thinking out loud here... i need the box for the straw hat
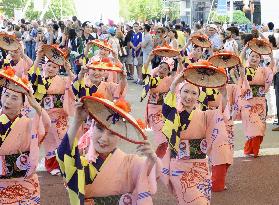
[153,43,180,57]
[43,44,69,66]
[183,61,227,88]
[0,66,31,93]
[90,39,113,52]
[208,52,240,68]
[190,34,212,48]
[81,94,147,144]
[0,33,21,51]
[86,58,123,73]
[248,38,272,55]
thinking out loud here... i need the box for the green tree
[44,0,76,20]
[232,10,251,24]
[1,0,76,20]
[120,0,164,21]
[209,10,251,24]
[166,1,180,21]
[1,0,25,18]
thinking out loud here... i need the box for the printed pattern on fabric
[250,85,265,97]
[41,94,64,109]
[197,178,212,201]
[245,67,256,82]
[56,134,112,205]
[148,110,163,126]
[244,103,265,125]
[28,66,51,101]
[0,151,30,179]
[182,57,196,68]
[92,195,122,205]
[179,162,211,204]
[0,114,21,147]
[162,92,203,159]
[0,178,40,205]
[199,88,220,111]
[141,65,163,102]
[72,76,98,99]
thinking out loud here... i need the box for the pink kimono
[4,56,33,77]
[236,66,274,156]
[161,91,230,204]
[42,75,75,172]
[28,65,75,173]
[146,74,174,146]
[0,109,50,205]
[56,127,161,205]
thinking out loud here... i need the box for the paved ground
[38,82,279,204]
[39,155,279,205]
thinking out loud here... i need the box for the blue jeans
[25,41,36,61]
[31,41,36,61]
[25,41,32,59]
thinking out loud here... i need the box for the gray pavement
[39,82,279,204]
[39,155,279,205]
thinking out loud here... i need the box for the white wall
[261,0,279,28]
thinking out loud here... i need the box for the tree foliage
[1,0,24,18]
[233,10,251,24]
[209,10,251,24]
[1,0,76,20]
[119,0,180,21]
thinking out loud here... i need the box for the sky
[74,0,120,24]
[261,0,279,27]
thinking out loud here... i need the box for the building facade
[179,0,261,26]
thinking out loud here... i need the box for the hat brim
[0,73,30,93]
[92,41,113,52]
[183,65,227,88]
[191,36,212,48]
[43,45,66,66]
[81,96,147,144]
[208,53,240,68]
[86,64,123,73]
[248,40,272,55]
[0,34,21,51]
[153,48,180,57]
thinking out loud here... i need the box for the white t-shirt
[224,39,238,54]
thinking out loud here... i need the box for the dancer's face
[179,83,199,109]
[192,46,203,59]
[1,88,23,118]
[92,123,118,154]
[88,69,105,82]
[99,47,110,57]
[45,62,60,77]
[158,63,169,78]
[248,51,261,67]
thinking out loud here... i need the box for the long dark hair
[268,35,277,48]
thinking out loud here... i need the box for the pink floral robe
[0,109,50,205]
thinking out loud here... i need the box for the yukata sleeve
[204,104,233,166]
[28,65,47,101]
[72,76,87,99]
[141,65,151,102]
[264,66,274,93]
[56,134,97,205]
[26,109,51,176]
[63,76,76,116]
[128,155,162,205]
[162,92,181,153]
[32,108,51,144]
[22,56,33,76]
